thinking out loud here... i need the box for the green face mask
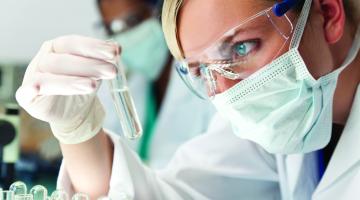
[112,18,169,81]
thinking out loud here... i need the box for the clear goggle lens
[177,7,295,99]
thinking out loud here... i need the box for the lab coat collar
[284,152,319,199]
[314,84,360,194]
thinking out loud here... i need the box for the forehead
[99,0,142,21]
[178,0,273,57]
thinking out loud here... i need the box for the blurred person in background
[96,0,215,168]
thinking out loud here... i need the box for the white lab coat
[58,84,360,200]
[98,63,215,168]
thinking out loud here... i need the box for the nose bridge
[202,69,232,96]
[207,69,242,95]
[201,67,217,97]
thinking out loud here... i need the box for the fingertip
[109,65,118,79]
[116,44,121,54]
[91,79,99,89]
[104,40,121,64]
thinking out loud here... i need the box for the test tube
[108,60,143,140]
[14,194,33,200]
[0,190,15,200]
[50,190,68,200]
[71,193,89,200]
[9,182,27,196]
[29,185,47,200]
[97,197,111,200]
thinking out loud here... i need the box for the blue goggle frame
[273,0,301,16]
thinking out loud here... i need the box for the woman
[96,0,215,168]
[16,0,360,199]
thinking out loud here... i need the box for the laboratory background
[0,0,215,198]
[1,0,359,199]
[0,0,128,196]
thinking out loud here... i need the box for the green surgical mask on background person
[113,18,169,81]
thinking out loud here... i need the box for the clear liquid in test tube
[108,60,143,140]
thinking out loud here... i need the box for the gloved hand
[16,35,118,144]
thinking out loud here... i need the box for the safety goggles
[176,6,295,99]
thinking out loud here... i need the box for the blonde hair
[162,0,360,60]
[161,0,184,60]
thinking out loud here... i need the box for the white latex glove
[16,35,118,144]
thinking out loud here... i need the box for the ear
[318,0,346,44]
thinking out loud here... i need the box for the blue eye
[233,41,258,57]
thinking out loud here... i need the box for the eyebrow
[220,16,271,43]
[185,11,273,59]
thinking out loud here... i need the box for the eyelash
[189,39,261,78]
[230,39,260,60]
[190,64,203,78]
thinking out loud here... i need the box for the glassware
[50,190,68,200]
[29,185,47,200]
[0,190,15,200]
[109,60,143,140]
[9,182,27,195]
[71,193,89,200]
[14,194,33,200]
[97,197,111,200]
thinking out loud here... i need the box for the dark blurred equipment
[0,64,25,103]
[0,64,25,188]
[0,105,20,189]
[0,64,60,190]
